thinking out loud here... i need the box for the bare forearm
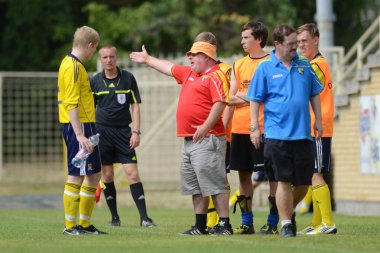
[310,95,322,122]
[250,101,260,127]
[131,103,141,131]
[145,55,174,76]
[68,108,84,139]
[203,102,226,132]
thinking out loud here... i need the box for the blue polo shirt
[246,50,323,140]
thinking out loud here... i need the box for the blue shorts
[62,123,101,176]
[313,137,332,173]
[252,171,267,182]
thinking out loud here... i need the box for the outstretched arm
[130,45,174,76]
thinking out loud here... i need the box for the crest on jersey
[298,68,304,75]
[117,94,126,104]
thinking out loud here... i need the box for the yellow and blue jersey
[58,53,95,123]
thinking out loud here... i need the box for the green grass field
[0,206,379,253]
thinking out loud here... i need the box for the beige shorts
[180,134,228,197]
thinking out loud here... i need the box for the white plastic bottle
[71,133,100,168]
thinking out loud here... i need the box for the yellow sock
[229,189,240,207]
[311,188,322,226]
[303,187,313,205]
[63,182,81,229]
[79,184,97,228]
[312,184,334,226]
[207,197,219,228]
[299,186,313,214]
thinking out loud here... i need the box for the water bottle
[71,133,100,168]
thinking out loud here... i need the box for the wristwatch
[132,130,141,135]
[250,125,259,132]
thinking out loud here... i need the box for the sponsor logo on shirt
[272,74,283,79]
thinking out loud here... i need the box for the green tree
[0,0,74,71]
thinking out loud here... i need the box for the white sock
[281,219,291,228]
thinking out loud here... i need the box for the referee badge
[117,94,126,104]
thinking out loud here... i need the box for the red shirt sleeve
[171,65,192,84]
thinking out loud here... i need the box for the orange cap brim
[186,42,217,61]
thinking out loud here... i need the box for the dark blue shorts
[313,137,332,173]
[62,123,101,176]
[264,139,314,186]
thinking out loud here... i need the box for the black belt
[184,136,193,141]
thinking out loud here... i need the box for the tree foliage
[0,0,379,71]
[0,0,74,71]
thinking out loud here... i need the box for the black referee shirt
[90,67,141,128]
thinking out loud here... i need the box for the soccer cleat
[307,223,337,235]
[233,224,254,235]
[281,223,296,237]
[141,217,156,227]
[258,224,279,235]
[62,226,80,235]
[109,218,121,227]
[180,226,208,235]
[211,224,233,236]
[297,225,315,235]
[77,225,107,235]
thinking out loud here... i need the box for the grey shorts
[180,134,228,197]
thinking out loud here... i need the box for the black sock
[195,214,207,230]
[218,217,230,227]
[268,196,278,215]
[103,182,119,220]
[130,182,148,219]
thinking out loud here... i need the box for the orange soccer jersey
[231,54,269,134]
[310,54,334,137]
[218,62,233,142]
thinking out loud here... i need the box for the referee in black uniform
[91,45,155,227]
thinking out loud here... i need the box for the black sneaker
[141,217,156,227]
[180,226,208,235]
[109,218,121,227]
[62,225,80,235]
[281,223,296,237]
[211,224,233,236]
[77,225,107,235]
[258,224,279,235]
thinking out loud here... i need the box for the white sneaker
[307,223,337,235]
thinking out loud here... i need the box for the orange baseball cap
[186,42,217,61]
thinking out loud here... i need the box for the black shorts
[225,141,231,173]
[313,137,332,173]
[264,139,314,186]
[95,124,137,165]
[229,133,264,172]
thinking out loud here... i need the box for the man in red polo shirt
[130,38,232,235]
